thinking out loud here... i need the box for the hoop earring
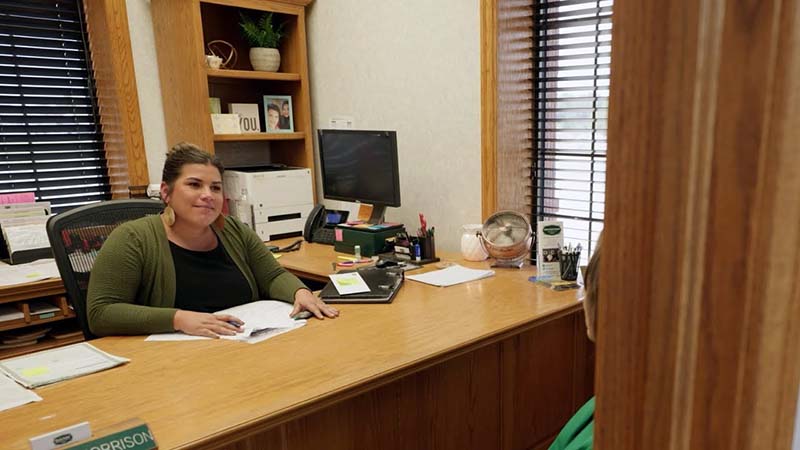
[213,213,225,230]
[162,205,175,227]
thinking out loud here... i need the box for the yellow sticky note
[21,366,50,377]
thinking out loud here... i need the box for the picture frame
[263,95,294,132]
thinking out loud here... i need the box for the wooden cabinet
[151,0,316,197]
[0,280,83,359]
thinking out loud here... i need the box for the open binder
[320,266,404,304]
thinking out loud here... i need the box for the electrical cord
[273,239,303,253]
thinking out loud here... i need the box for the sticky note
[21,366,50,377]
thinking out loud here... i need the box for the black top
[170,239,252,313]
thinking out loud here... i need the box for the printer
[223,166,314,241]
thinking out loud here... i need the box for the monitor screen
[318,130,401,207]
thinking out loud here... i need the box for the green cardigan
[549,397,594,450]
[86,214,307,336]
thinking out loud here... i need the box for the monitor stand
[366,204,387,224]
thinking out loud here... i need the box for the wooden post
[598,0,800,448]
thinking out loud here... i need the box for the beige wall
[126,0,482,251]
[126,0,168,186]
[307,0,481,251]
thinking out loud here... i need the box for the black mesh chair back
[46,199,164,339]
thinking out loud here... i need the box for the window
[0,0,110,213]
[533,0,612,258]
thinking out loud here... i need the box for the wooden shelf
[153,0,316,194]
[207,68,301,81]
[0,278,64,304]
[0,334,83,360]
[0,310,77,333]
[214,132,305,142]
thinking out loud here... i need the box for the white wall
[307,1,482,251]
[126,1,482,251]
[126,0,168,184]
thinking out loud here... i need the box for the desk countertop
[2,242,582,450]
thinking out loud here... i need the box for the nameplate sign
[29,422,90,450]
[64,422,157,450]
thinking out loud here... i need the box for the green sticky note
[21,366,50,377]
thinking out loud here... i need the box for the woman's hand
[290,289,339,319]
[173,310,244,338]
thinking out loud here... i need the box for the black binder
[320,266,404,304]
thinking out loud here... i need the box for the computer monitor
[318,129,401,224]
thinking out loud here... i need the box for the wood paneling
[481,0,535,220]
[83,0,149,196]
[598,0,800,448]
[151,0,214,150]
[221,314,589,450]
[502,312,593,450]
[480,0,498,220]
[494,1,534,218]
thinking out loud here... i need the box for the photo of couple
[264,95,294,132]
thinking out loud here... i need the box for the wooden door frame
[83,0,150,195]
[480,0,498,221]
[598,0,800,448]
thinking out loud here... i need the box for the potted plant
[239,12,284,72]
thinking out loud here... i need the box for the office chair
[46,199,164,340]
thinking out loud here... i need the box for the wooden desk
[2,242,593,450]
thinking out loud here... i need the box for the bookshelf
[0,280,83,359]
[151,0,316,196]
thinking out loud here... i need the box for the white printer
[223,167,314,241]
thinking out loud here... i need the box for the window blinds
[0,0,109,212]
[533,0,611,258]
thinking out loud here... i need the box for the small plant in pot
[239,12,284,72]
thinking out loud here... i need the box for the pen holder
[418,235,436,260]
[559,250,581,281]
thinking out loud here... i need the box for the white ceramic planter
[249,47,280,72]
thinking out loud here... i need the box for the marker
[292,311,312,320]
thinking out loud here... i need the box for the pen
[292,311,312,320]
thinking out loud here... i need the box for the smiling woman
[85,143,339,338]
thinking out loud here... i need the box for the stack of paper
[406,265,495,287]
[0,342,129,388]
[146,300,305,344]
[0,259,60,288]
[0,373,41,412]
[0,201,51,264]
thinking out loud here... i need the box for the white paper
[0,373,41,412]
[2,220,49,253]
[328,272,371,295]
[0,342,130,389]
[0,201,50,218]
[211,113,241,134]
[0,304,24,322]
[146,300,306,344]
[145,333,208,342]
[406,265,495,287]
[0,259,60,287]
[28,300,61,315]
[536,221,564,280]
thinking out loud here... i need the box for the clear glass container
[461,224,488,261]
